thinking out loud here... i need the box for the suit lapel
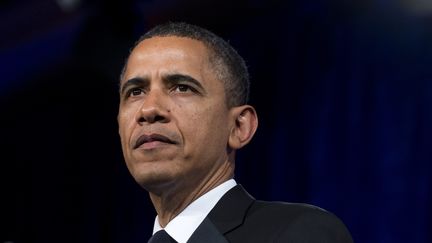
[187,218,228,243]
[207,185,255,234]
[187,185,255,242]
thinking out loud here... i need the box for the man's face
[118,36,235,193]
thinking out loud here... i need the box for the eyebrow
[120,77,150,95]
[120,73,207,95]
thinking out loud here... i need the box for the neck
[149,160,234,227]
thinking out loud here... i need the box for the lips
[134,133,177,149]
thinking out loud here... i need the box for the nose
[135,89,170,124]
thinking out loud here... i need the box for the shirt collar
[152,179,237,243]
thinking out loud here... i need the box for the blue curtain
[1,1,431,242]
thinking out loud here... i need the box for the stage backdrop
[1,1,431,242]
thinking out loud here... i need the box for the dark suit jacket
[187,185,353,243]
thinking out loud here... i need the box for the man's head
[118,22,258,196]
[121,22,249,108]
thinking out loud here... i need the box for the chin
[132,169,177,193]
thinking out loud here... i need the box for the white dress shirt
[152,179,237,243]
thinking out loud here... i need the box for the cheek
[118,108,137,147]
[181,105,229,148]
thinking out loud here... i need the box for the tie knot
[148,230,177,243]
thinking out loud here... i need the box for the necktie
[148,230,177,243]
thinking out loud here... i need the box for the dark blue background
[1,0,431,242]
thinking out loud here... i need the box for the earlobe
[228,105,258,150]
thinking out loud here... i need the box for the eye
[128,88,144,97]
[174,84,192,93]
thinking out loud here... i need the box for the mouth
[133,133,177,149]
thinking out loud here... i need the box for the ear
[228,105,258,150]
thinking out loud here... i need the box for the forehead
[134,36,209,58]
[123,36,212,80]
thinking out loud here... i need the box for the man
[118,22,353,243]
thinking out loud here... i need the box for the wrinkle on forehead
[123,36,215,86]
[134,36,209,59]
[132,45,189,62]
